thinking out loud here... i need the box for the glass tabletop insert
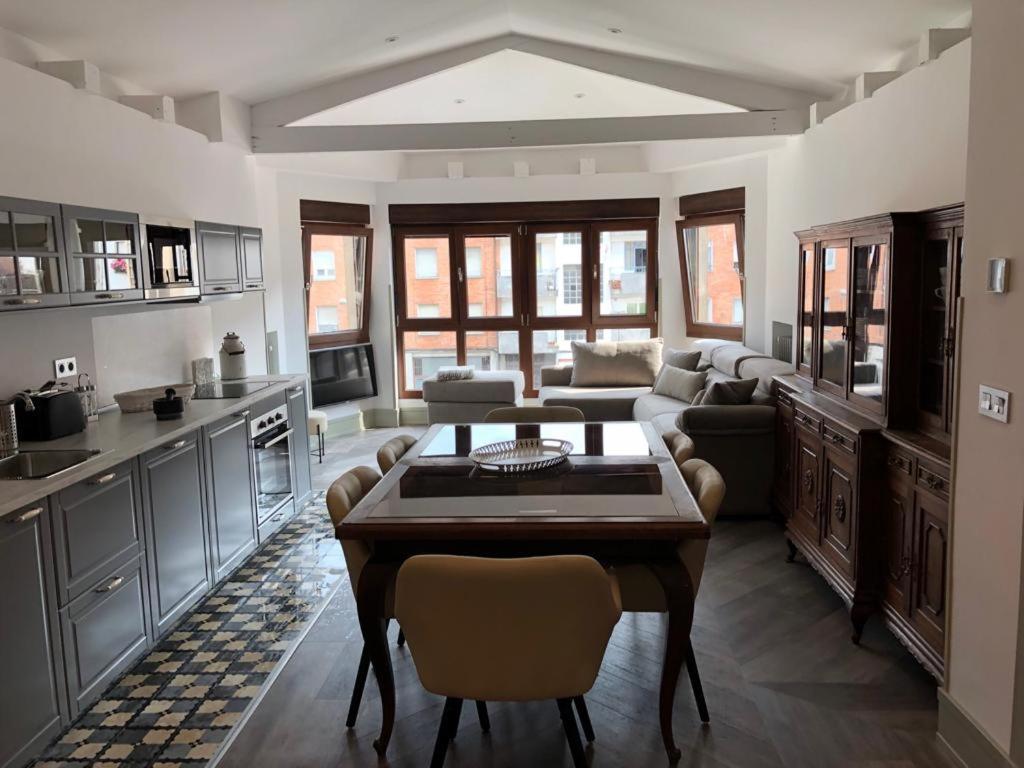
[418,422,653,459]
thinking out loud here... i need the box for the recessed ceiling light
[607,27,622,34]
[454,98,465,104]
[574,92,586,99]
[384,35,399,43]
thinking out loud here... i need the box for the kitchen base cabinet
[0,502,66,768]
[59,560,149,717]
[204,412,257,583]
[140,432,211,638]
[287,385,313,508]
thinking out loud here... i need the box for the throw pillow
[690,388,706,406]
[570,339,664,387]
[702,377,759,405]
[653,367,707,403]
[662,348,701,371]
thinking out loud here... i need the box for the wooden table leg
[356,559,398,757]
[649,556,696,763]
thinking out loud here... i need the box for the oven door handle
[255,427,294,450]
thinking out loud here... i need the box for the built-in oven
[140,215,200,300]
[251,403,294,522]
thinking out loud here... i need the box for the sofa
[540,339,793,515]
[422,370,525,424]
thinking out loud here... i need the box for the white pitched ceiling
[0,0,969,104]
[293,49,744,127]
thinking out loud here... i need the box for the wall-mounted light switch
[979,384,1010,423]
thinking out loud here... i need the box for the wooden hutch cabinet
[774,204,962,681]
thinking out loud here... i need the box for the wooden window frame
[393,214,659,399]
[302,222,373,349]
[676,212,745,341]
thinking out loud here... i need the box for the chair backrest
[395,555,621,702]
[376,434,419,473]
[326,466,381,595]
[484,405,585,423]
[678,458,726,592]
[662,429,695,466]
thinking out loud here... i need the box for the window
[677,204,744,340]
[393,207,658,397]
[312,250,335,281]
[415,248,438,278]
[302,221,373,348]
[315,306,339,332]
[465,246,482,278]
[562,264,582,305]
[825,250,837,271]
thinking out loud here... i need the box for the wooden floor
[217,428,954,768]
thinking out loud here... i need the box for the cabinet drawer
[822,422,857,455]
[885,447,915,478]
[776,388,795,408]
[60,558,149,715]
[53,461,140,604]
[143,431,199,463]
[793,405,822,435]
[917,461,950,499]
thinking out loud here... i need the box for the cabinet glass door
[817,241,849,392]
[0,198,69,311]
[918,234,951,426]
[850,240,889,410]
[64,207,143,303]
[797,242,815,375]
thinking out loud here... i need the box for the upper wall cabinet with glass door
[61,205,144,304]
[0,196,69,311]
[303,223,372,348]
[676,213,745,341]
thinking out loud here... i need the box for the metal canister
[76,373,99,422]
[0,402,17,457]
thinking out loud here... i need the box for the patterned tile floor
[34,494,344,768]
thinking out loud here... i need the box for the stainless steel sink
[0,449,101,480]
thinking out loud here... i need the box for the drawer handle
[164,439,187,451]
[94,292,125,300]
[94,575,124,593]
[923,473,944,490]
[9,506,43,523]
[4,297,42,305]
[245,283,260,289]
[89,472,116,485]
[232,410,250,418]
[798,414,812,425]
[213,286,228,292]
[829,433,843,444]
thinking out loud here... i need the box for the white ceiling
[0,0,970,105]
[293,50,744,127]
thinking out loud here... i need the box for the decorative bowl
[468,438,573,474]
[114,383,195,413]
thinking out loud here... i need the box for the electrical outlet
[979,384,1010,423]
[54,356,77,379]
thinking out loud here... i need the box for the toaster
[14,388,87,441]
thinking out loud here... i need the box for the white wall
[944,0,1024,755]
[0,54,267,401]
[764,39,971,360]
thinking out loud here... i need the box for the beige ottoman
[422,370,525,424]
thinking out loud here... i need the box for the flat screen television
[309,343,378,407]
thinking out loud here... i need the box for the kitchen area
[0,196,314,768]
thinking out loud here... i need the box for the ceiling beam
[250,33,821,133]
[251,110,808,153]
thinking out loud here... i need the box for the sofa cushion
[540,384,650,421]
[652,411,683,435]
[702,377,760,406]
[422,370,525,404]
[691,389,706,406]
[652,367,707,403]
[737,355,793,394]
[662,348,701,371]
[690,339,739,366]
[570,339,663,387]
[709,344,769,378]
[633,393,689,423]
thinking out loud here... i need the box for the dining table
[336,421,710,762]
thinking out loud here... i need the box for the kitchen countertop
[0,375,308,519]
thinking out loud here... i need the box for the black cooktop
[192,381,273,399]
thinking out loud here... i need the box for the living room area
[2,2,1023,767]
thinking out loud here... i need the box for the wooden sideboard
[773,204,961,681]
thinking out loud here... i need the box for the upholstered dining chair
[613,458,726,725]
[376,433,419,473]
[662,429,696,466]
[484,405,585,423]
[396,555,621,768]
[326,466,491,731]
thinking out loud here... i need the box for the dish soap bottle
[219,332,247,381]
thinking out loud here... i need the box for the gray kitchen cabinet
[0,196,70,312]
[287,384,313,507]
[139,431,211,637]
[0,501,67,768]
[61,204,144,305]
[59,558,149,717]
[196,220,242,295]
[239,226,264,291]
[204,410,257,582]
[52,461,142,605]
